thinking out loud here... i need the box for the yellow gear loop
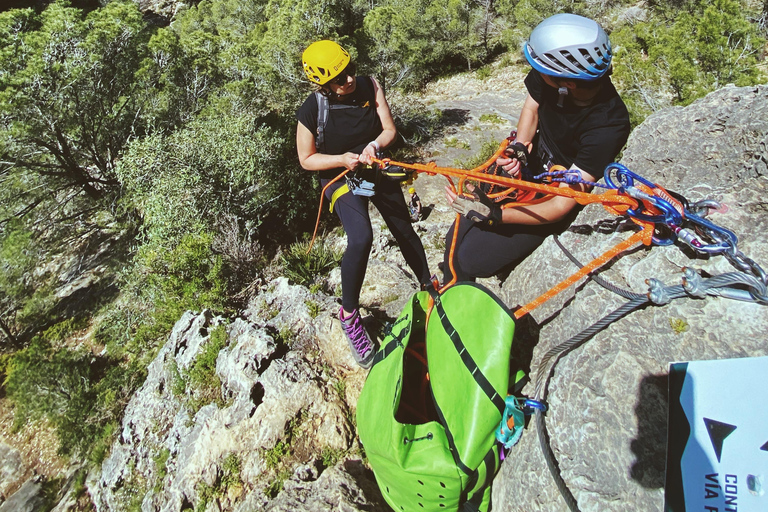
[329,184,349,212]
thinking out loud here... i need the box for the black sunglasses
[330,62,356,86]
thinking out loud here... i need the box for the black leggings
[324,178,431,312]
[443,215,570,283]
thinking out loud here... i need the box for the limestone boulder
[494,85,768,512]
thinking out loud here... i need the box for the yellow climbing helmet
[408,187,416,194]
[302,40,350,85]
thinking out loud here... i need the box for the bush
[454,139,502,170]
[280,239,343,287]
[117,100,314,253]
[611,0,764,125]
[3,335,144,460]
[185,325,229,412]
[94,233,228,355]
[0,220,57,344]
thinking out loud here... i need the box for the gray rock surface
[493,85,768,512]
[0,443,24,501]
[0,477,45,512]
[92,287,387,512]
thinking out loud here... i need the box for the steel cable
[530,270,766,512]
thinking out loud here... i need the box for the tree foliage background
[0,0,765,473]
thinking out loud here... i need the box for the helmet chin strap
[557,86,568,108]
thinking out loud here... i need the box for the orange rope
[513,225,653,319]
[371,144,640,213]
[308,138,667,318]
[306,170,349,254]
[440,213,462,294]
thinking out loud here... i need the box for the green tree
[0,221,55,345]
[696,0,763,87]
[362,1,432,89]
[256,0,359,104]
[426,0,484,70]
[117,109,310,251]
[0,1,152,208]
[611,0,764,124]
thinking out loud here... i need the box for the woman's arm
[445,164,594,226]
[359,77,397,164]
[497,165,594,225]
[296,122,360,171]
[497,94,540,176]
[515,94,539,143]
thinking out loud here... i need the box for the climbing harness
[307,158,415,253]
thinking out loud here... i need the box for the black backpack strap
[314,91,359,153]
[430,292,506,415]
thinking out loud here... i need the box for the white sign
[665,356,768,511]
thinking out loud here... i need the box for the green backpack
[357,283,516,512]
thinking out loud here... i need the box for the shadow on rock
[343,459,389,511]
[630,373,668,488]
[420,205,434,221]
[439,108,471,128]
[509,313,542,388]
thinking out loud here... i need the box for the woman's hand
[496,155,522,177]
[342,152,361,170]
[445,184,502,226]
[496,141,533,177]
[359,144,377,165]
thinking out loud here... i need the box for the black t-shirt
[524,70,630,181]
[296,76,382,179]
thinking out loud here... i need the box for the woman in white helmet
[296,40,431,369]
[444,14,631,282]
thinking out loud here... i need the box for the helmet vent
[562,50,582,68]
[580,49,598,67]
[543,52,566,73]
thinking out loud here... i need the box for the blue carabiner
[683,211,738,254]
[523,399,547,414]
[603,163,684,244]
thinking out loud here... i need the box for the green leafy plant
[669,317,690,334]
[479,113,504,125]
[264,440,290,470]
[193,452,243,510]
[264,469,291,499]
[154,448,171,491]
[476,66,492,80]
[332,378,347,399]
[280,240,342,287]
[185,325,229,413]
[320,447,346,469]
[444,137,471,150]
[305,300,321,318]
[454,140,500,170]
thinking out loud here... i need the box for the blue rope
[532,169,610,188]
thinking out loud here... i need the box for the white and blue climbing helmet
[523,13,612,81]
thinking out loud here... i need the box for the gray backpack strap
[314,90,360,153]
[314,91,329,152]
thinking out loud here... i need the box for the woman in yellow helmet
[407,187,422,222]
[296,40,430,369]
